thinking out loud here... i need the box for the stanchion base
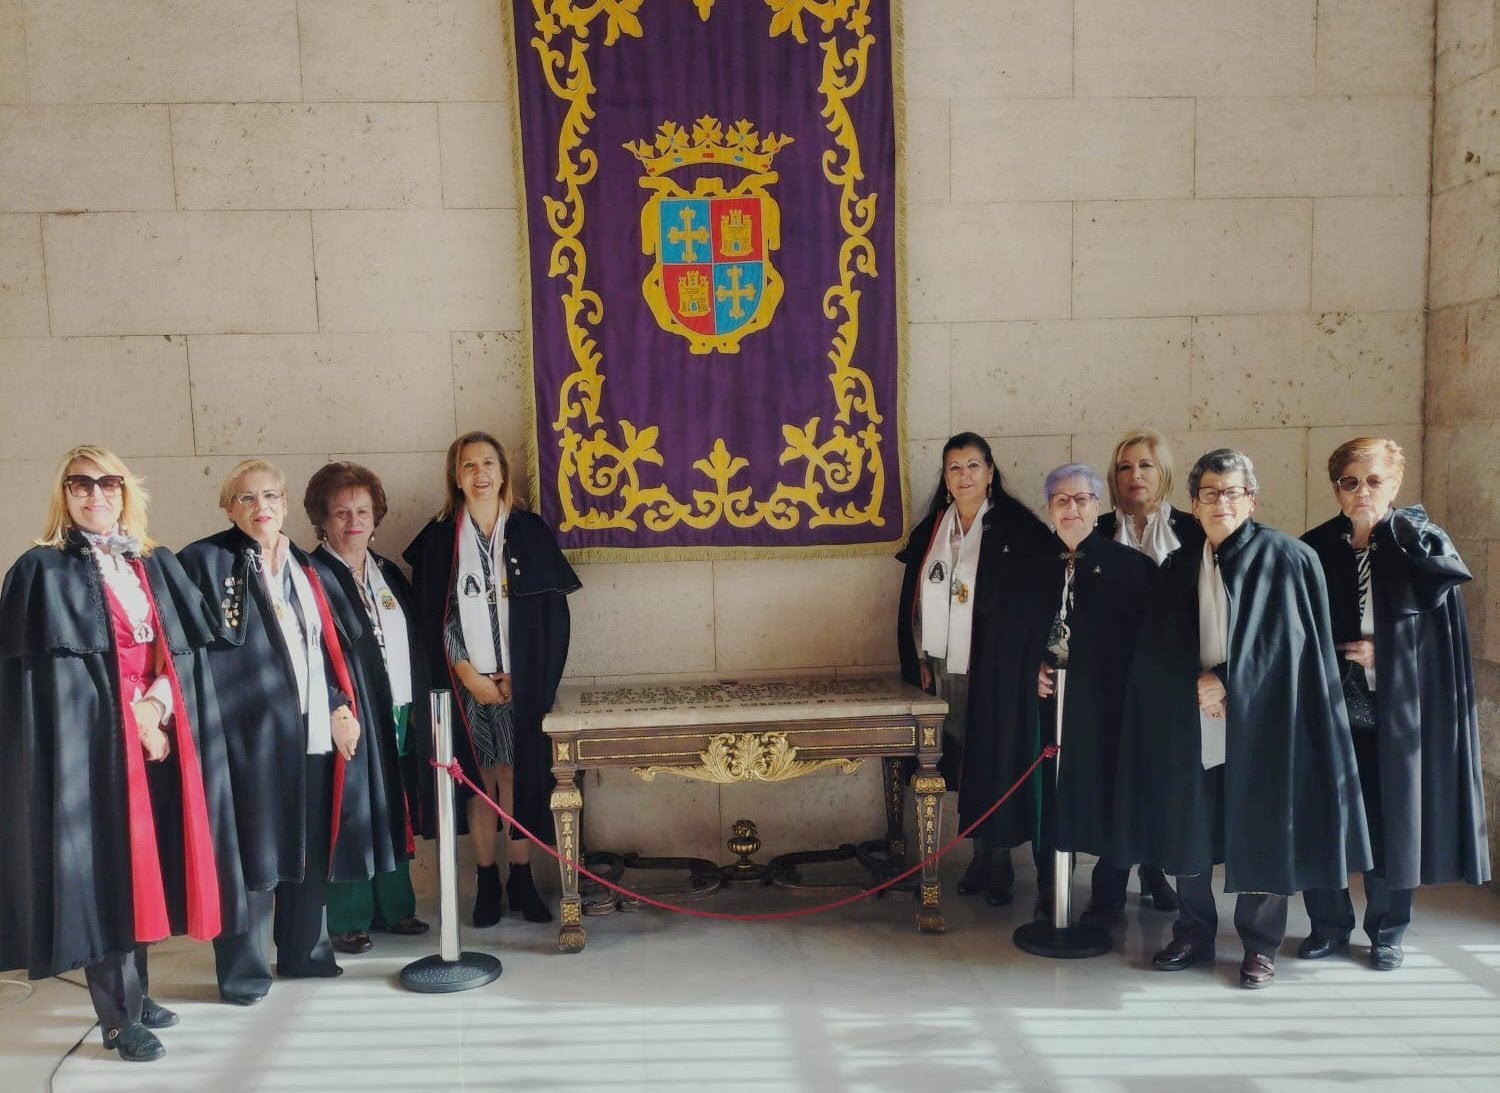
[399,952,503,993]
[1012,920,1112,960]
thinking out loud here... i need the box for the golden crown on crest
[624,115,794,176]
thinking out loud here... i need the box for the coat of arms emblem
[625,117,793,354]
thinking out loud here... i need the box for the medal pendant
[273,598,288,622]
[953,580,969,605]
[379,589,397,611]
[133,621,154,644]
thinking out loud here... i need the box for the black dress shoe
[376,916,431,935]
[1152,937,1215,970]
[1031,897,1054,923]
[140,996,178,1029]
[103,1023,165,1062]
[1296,934,1349,960]
[331,930,373,954]
[1239,952,1276,989]
[1370,944,1405,970]
[1078,902,1125,928]
[507,865,554,923]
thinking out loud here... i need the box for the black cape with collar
[982,531,1155,856]
[179,526,368,888]
[896,493,1053,843]
[1302,506,1489,889]
[1095,505,1205,562]
[307,545,430,876]
[404,509,580,839]
[0,539,247,977]
[1113,519,1373,894]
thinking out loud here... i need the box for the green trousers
[327,703,417,934]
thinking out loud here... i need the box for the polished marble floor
[4,860,1498,1093]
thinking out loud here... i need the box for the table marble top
[544,674,947,733]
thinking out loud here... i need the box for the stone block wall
[1427,0,1500,862]
[0,1,1440,862]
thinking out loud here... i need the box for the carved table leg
[881,756,907,861]
[551,779,586,953]
[912,769,947,934]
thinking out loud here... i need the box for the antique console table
[543,675,949,953]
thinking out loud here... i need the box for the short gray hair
[1042,463,1105,508]
[1187,448,1258,496]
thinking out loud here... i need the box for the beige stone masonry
[951,98,1193,203]
[1190,312,1423,430]
[0,0,26,103]
[904,323,952,442]
[451,330,530,444]
[298,0,507,102]
[1431,68,1500,194]
[438,103,517,210]
[1316,0,1438,96]
[0,213,47,336]
[902,99,951,206]
[1429,176,1500,307]
[23,0,300,103]
[1075,0,1315,97]
[172,104,443,211]
[0,105,173,213]
[312,210,522,333]
[952,318,1191,437]
[1437,0,1498,91]
[907,203,1071,323]
[43,212,317,336]
[901,0,1071,100]
[1428,298,1500,423]
[1312,197,1430,312]
[188,333,456,456]
[1196,97,1432,198]
[1074,199,1313,319]
[713,557,900,672]
[566,561,717,678]
[0,336,193,462]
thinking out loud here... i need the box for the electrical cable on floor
[0,977,35,1012]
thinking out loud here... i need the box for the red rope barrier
[432,744,1057,923]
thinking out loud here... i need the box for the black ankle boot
[957,842,994,896]
[1139,865,1178,911]
[473,864,503,927]
[506,864,554,923]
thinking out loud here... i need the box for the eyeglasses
[233,490,285,507]
[64,474,125,498]
[1335,475,1391,493]
[1194,486,1253,504]
[1048,492,1098,510]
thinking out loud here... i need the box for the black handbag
[1340,661,1376,731]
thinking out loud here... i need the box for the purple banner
[511,0,904,557]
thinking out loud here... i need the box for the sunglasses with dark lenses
[64,474,125,498]
[1336,475,1389,493]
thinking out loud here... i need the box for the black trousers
[83,945,148,1034]
[1302,728,1413,946]
[1171,765,1287,956]
[214,754,338,998]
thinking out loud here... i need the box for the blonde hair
[438,431,515,519]
[1107,429,1176,511]
[1327,437,1406,483]
[218,459,287,511]
[37,444,156,553]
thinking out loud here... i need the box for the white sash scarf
[264,539,333,754]
[365,558,414,706]
[456,506,510,675]
[1197,541,1230,770]
[918,500,987,674]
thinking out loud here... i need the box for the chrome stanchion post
[400,689,504,992]
[1013,666,1111,959]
